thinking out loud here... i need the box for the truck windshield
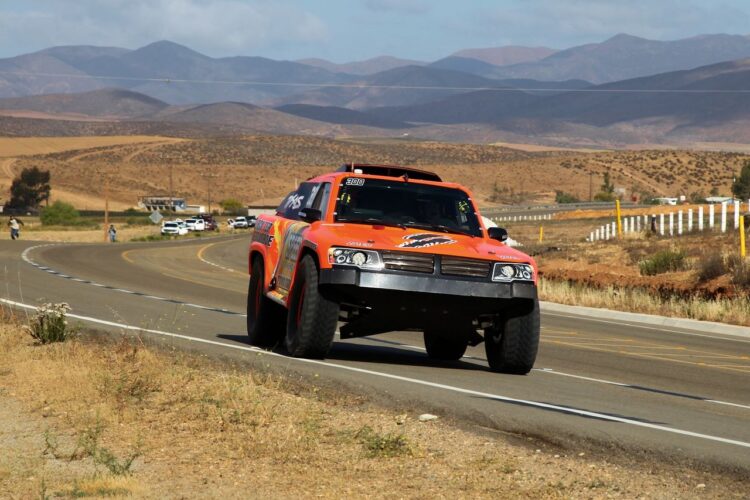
[334,178,482,237]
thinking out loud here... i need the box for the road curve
[2,237,749,473]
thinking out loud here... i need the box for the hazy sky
[1,0,749,61]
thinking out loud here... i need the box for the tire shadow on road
[215,334,487,372]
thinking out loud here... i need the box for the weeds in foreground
[355,426,412,458]
[72,418,141,476]
[27,302,76,344]
[43,419,141,477]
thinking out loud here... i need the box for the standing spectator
[8,216,23,240]
[108,224,117,243]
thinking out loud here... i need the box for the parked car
[185,218,206,231]
[247,163,539,374]
[197,213,217,230]
[161,221,188,236]
[233,216,249,228]
[247,215,257,228]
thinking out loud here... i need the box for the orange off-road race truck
[247,164,539,374]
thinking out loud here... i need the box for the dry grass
[7,224,162,243]
[0,136,180,157]
[539,278,750,326]
[0,320,742,498]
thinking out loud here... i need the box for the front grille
[440,257,491,278]
[382,251,434,273]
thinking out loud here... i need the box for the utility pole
[205,172,218,214]
[168,164,174,213]
[103,171,110,242]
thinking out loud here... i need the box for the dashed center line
[21,244,245,318]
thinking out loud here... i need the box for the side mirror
[298,207,322,223]
[488,227,508,242]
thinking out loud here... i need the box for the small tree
[593,171,616,202]
[8,166,51,209]
[40,201,81,226]
[219,198,244,215]
[731,161,750,200]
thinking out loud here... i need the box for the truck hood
[316,223,533,264]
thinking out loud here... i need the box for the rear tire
[423,330,469,361]
[285,255,339,358]
[484,299,540,374]
[247,257,285,347]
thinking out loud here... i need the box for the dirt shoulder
[0,320,746,499]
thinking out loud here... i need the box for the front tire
[247,257,285,347]
[285,255,339,358]
[423,330,469,361]
[485,299,540,374]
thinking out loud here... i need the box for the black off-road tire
[484,299,540,374]
[423,330,469,361]
[285,255,339,358]
[247,257,285,347]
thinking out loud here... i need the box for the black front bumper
[319,267,537,300]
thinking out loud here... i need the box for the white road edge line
[543,311,750,343]
[2,296,750,451]
[362,337,750,411]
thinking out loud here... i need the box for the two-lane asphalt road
[2,237,749,472]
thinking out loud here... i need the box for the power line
[1,70,750,94]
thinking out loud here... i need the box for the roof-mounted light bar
[337,163,442,182]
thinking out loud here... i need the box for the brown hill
[272,65,504,109]
[296,56,425,75]
[490,33,750,83]
[452,46,556,67]
[0,89,168,119]
[7,135,747,211]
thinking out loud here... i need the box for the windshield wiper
[336,217,406,229]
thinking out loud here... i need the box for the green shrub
[28,302,76,344]
[555,191,580,204]
[727,255,750,288]
[130,234,173,242]
[219,198,245,215]
[696,253,727,282]
[639,249,687,276]
[40,201,81,226]
[355,426,412,458]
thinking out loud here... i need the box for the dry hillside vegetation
[1,322,745,498]
[7,135,748,209]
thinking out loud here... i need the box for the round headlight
[351,251,367,266]
[333,249,344,257]
[336,255,347,264]
[500,265,515,278]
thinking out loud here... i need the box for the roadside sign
[149,211,163,224]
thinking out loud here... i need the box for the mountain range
[2,33,750,146]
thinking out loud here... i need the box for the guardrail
[484,202,644,215]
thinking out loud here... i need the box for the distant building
[653,197,678,205]
[705,196,733,204]
[138,196,187,212]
